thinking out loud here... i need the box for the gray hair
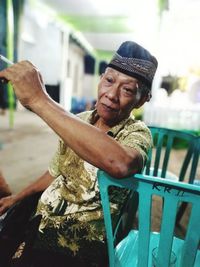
[137,81,152,100]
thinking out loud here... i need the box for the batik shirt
[34,110,152,257]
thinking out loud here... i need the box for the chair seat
[115,230,200,267]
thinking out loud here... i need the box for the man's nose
[106,85,119,102]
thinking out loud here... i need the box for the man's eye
[106,77,113,83]
[124,88,131,92]
[123,88,134,94]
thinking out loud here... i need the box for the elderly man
[0,41,157,266]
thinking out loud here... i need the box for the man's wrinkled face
[96,68,145,125]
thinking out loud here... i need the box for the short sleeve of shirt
[116,120,152,166]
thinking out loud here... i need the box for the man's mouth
[102,103,118,112]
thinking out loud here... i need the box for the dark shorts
[11,244,108,267]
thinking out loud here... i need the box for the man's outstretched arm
[0,61,143,178]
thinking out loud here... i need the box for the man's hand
[0,61,48,109]
[0,195,17,215]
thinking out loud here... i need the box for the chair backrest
[144,127,199,184]
[97,170,200,267]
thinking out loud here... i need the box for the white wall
[67,42,84,99]
[18,2,63,85]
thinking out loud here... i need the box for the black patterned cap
[108,41,158,89]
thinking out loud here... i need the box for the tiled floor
[0,108,58,193]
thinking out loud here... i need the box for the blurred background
[0,0,200,132]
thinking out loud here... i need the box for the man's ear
[135,92,151,108]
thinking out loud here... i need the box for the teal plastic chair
[144,127,199,182]
[144,127,200,223]
[97,170,200,267]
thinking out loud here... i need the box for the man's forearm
[13,170,53,203]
